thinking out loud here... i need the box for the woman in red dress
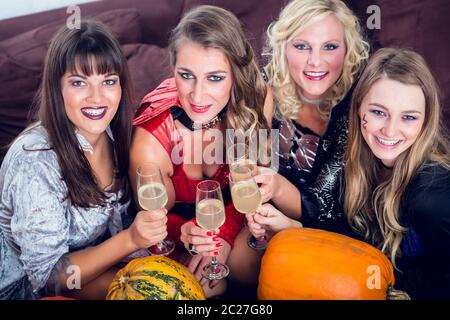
[129,5,272,297]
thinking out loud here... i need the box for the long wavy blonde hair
[344,48,450,268]
[265,0,369,119]
[169,5,269,139]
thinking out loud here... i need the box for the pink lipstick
[190,103,212,114]
[303,71,329,81]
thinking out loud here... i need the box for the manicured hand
[253,167,281,203]
[185,239,231,289]
[180,221,221,256]
[254,203,302,234]
[128,209,168,250]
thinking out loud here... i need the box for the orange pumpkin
[258,228,395,300]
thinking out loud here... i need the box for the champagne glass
[196,180,229,280]
[137,162,175,256]
[228,165,267,250]
[227,143,268,250]
[227,142,258,177]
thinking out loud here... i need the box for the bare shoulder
[129,126,173,177]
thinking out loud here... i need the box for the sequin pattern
[0,126,134,299]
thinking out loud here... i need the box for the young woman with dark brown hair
[0,21,167,300]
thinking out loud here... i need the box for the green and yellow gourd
[106,256,205,300]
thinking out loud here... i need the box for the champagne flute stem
[156,241,164,251]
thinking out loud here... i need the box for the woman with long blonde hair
[129,5,272,297]
[246,0,369,245]
[344,48,450,299]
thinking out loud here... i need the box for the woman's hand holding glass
[180,221,230,288]
[136,162,175,256]
[229,164,268,250]
[193,180,229,280]
[253,166,282,204]
[180,221,221,257]
[227,143,268,250]
[249,203,303,236]
[127,209,169,251]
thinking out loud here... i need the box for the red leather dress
[133,79,244,252]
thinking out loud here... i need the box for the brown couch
[1,0,449,164]
[0,0,286,163]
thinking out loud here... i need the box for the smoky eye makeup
[177,71,194,79]
[69,78,86,87]
[402,114,419,121]
[103,79,117,86]
[369,109,387,117]
[207,75,226,82]
[293,42,310,50]
[323,43,339,50]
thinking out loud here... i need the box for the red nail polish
[213,251,219,256]
[215,242,222,248]
[206,231,213,236]
[212,236,219,241]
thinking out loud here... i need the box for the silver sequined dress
[0,125,141,299]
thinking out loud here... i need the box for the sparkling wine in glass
[230,171,262,215]
[227,143,268,250]
[196,180,229,280]
[227,142,258,177]
[137,162,175,256]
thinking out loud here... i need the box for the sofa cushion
[0,8,142,70]
[122,43,172,110]
[0,8,143,162]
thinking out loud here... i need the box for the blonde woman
[344,48,450,299]
[248,0,369,240]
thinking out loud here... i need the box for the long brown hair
[169,5,269,139]
[344,48,450,267]
[30,20,133,207]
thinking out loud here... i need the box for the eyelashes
[69,78,118,87]
[370,109,386,117]
[402,115,418,121]
[207,75,226,82]
[293,43,340,51]
[71,80,85,87]
[369,109,419,121]
[177,72,226,82]
[323,44,339,50]
[178,72,194,80]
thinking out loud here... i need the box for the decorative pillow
[122,43,172,110]
[0,8,142,73]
